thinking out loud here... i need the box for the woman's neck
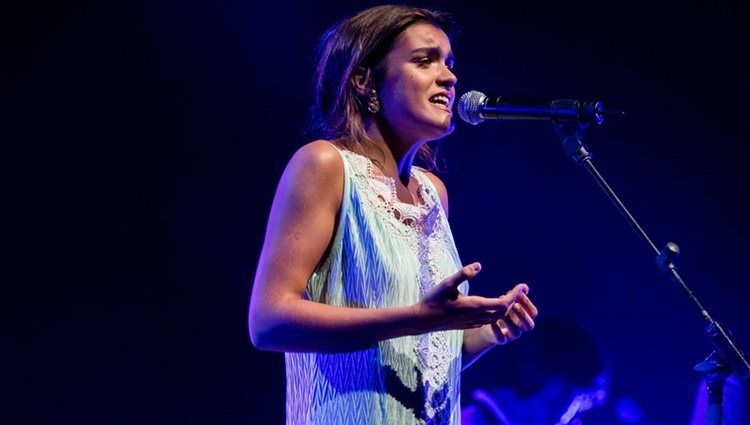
[364,120,422,186]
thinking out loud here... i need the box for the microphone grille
[458,90,487,125]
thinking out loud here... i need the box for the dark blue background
[6,0,748,423]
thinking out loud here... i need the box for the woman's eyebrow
[410,47,455,62]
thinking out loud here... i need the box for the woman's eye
[417,57,432,66]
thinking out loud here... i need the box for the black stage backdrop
[6,0,749,423]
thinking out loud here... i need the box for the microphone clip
[553,117,592,166]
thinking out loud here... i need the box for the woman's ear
[351,66,371,96]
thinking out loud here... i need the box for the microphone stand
[551,116,750,425]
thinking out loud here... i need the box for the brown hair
[307,4,457,168]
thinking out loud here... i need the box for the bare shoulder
[288,140,343,176]
[285,140,344,186]
[420,169,447,196]
[420,169,449,216]
[281,140,344,209]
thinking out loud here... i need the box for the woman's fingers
[505,303,534,333]
[515,292,539,320]
[488,284,538,344]
[424,262,482,305]
[498,283,528,306]
[442,262,481,289]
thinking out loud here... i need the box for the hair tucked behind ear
[306,4,457,170]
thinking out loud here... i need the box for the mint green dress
[285,146,467,424]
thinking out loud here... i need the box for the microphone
[458,90,623,126]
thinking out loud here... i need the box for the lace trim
[340,149,456,421]
[343,152,437,231]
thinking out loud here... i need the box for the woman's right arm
[247,141,511,353]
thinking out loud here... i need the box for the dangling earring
[367,89,380,114]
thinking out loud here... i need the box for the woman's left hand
[486,284,538,345]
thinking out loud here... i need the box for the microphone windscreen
[458,90,487,125]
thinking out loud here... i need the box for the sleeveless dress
[285,146,467,424]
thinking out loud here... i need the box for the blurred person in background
[462,316,608,425]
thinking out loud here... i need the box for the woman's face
[377,22,457,144]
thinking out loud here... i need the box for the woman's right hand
[412,262,524,333]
